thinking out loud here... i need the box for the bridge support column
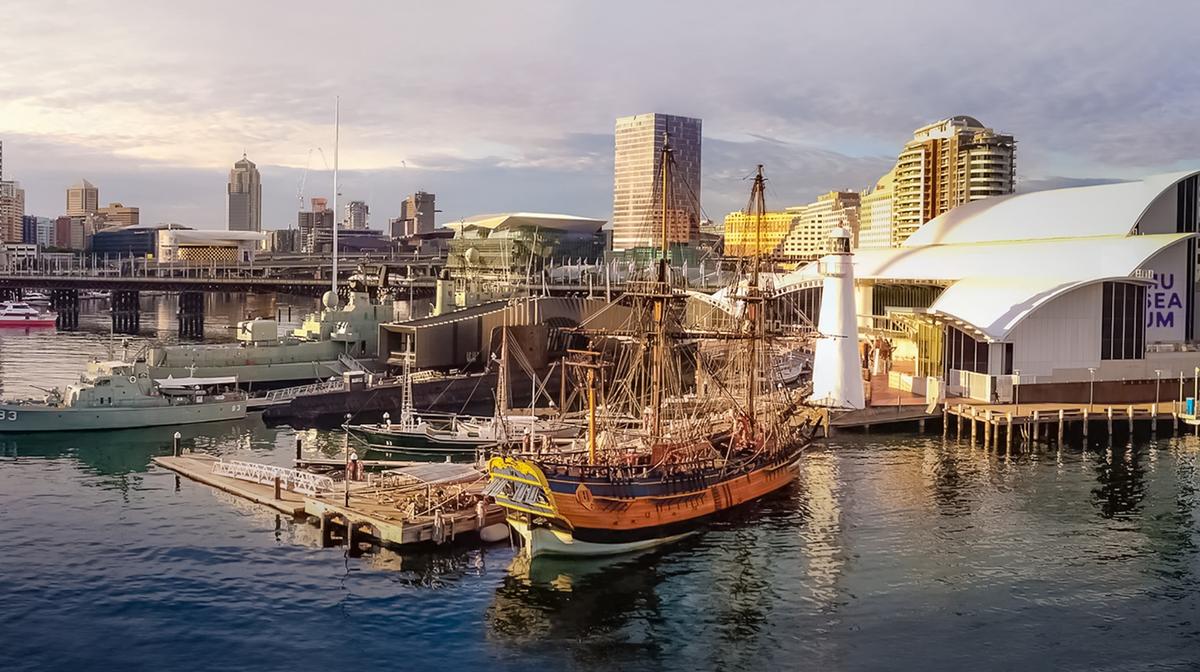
[111,290,141,335]
[51,289,79,330]
[178,291,205,339]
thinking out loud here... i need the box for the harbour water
[2,299,1200,670]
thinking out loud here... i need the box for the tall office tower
[0,180,25,243]
[66,179,100,217]
[778,190,861,261]
[298,197,334,254]
[612,113,701,252]
[344,200,369,230]
[891,115,1014,245]
[95,202,140,227]
[856,168,896,249]
[227,154,262,232]
[394,191,436,237]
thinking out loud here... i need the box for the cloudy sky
[2,1,1198,229]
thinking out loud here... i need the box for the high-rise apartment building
[612,113,701,251]
[344,200,369,230]
[856,168,896,249]
[393,191,436,238]
[778,191,861,261]
[227,155,262,232]
[298,197,334,254]
[66,179,99,217]
[722,211,797,257]
[0,180,25,244]
[891,116,1014,244]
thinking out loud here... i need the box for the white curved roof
[453,212,605,234]
[904,170,1200,247]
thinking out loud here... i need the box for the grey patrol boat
[0,360,246,432]
[143,290,392,389]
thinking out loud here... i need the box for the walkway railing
[262,378,345,402]
[211,459,336,495]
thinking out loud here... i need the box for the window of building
[1101,281,1145,360]
[944,325,989,376]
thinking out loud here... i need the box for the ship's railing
[262,378,345,402]
[337,353,368,372]
[211,459,336,495]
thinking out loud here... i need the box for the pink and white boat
[0,301,57,328]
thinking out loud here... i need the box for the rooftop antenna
[331,97,340,305]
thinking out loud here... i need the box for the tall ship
[0,360,246,432]
[485,143,824,558]
[143,287,392,388]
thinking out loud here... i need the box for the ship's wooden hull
[486,447,805,558]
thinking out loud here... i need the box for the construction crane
[295,147,330,212]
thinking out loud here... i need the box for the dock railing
[211,459,336,495]
[262,378,345,403]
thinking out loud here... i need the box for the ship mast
[746,165,767,430]
[331,96,340,305]
[649,132,673,437]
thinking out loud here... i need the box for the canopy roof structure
[450,212,605,235]
[904,171,1198,247]
[779,170,1200,341]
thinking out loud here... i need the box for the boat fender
[432,509,446,545]
[479,523,508,544]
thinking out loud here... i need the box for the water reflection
[487,547,673,667]
[1090,441,1147,519]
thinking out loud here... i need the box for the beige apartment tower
[67,179,99,217]
[778,190,861,261]
[612,113,701,251]
[891,115,1014,245]
[227,155,262,232]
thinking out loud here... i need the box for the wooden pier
[942,401,1191,447]
[153,454,308,516]
[154,451,508,551]
[307,490,506,549]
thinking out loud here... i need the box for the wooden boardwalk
[943,401,1189,447]
[153,454,307,516]
[154,452,507,551]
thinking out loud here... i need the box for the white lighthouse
[809,225,865,410]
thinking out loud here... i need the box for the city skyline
[1,1,1198,230]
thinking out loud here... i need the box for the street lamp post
[1088,367,1097,411]
[1154,369,1162,416]
[1014,369,1021,416]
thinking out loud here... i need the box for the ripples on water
[3,307,1200,670]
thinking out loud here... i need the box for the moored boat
[0,360,246,432]
[0,302,57,328]
[485,153,824,558]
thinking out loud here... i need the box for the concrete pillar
[51,289,79,330]
[111,290,140,335]
[854,280,875,330]
[178,291,205,339]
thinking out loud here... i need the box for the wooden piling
[919,418,926,434]
[956,405,963,438]
[295,436,302,461]
[1083,408,1090,441]
[984,411,993,448]
[970,410,978,444]
[1127,405,1134,436]
[1032,410,1040,443]
[1057,409,1065,445]
[1006,412,1013,449]
[274,475,281,500]
[942,406,949,438]
[1106,407,1114,436]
